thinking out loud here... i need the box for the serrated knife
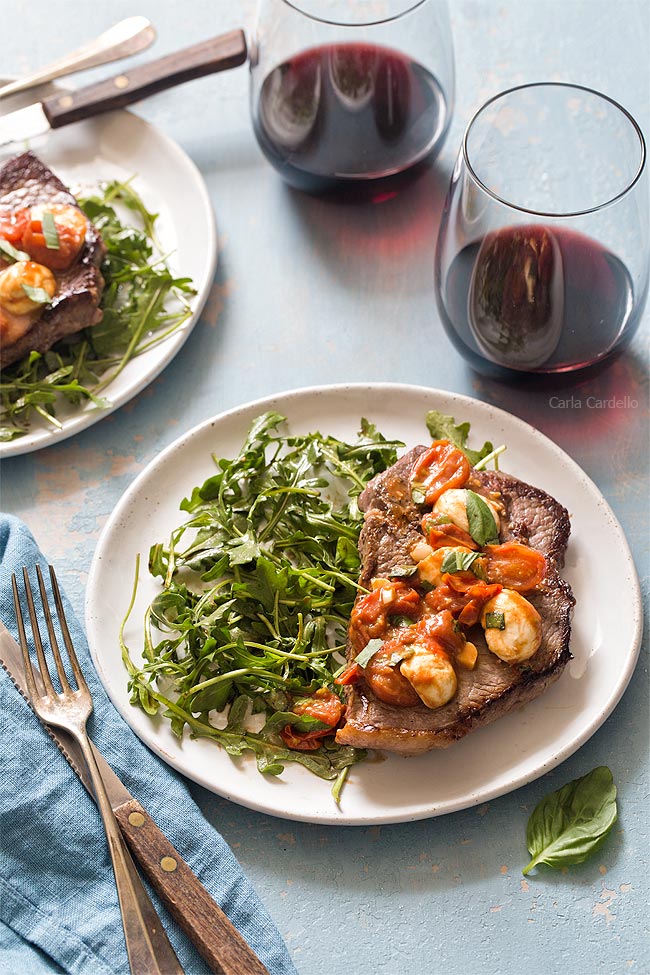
[0,619,270,975]
[0,29,247,150]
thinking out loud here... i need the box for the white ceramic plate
[0,84,216,457]
[86,384,642,825]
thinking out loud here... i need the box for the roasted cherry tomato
[421,514,479,551]
[484,542,546,592]
[21,204,88,271]
[349,582,421,652]
[364,643,421,707]
[280,687,343,751]
[0,208,29,244]
[425,577,502,626]
[411,441,471,506]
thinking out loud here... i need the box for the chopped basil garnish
[389,564,418,578]
[485,611,506,630]
[41,210,61,250]
[465,490,499,546]
[389,615,415,628]
[21,283,53,306]
[440,549,481,575]
[411,483,426,505]
[355,638,384,669]
[0,238,30,263]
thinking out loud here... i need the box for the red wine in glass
[437,225,644,376]
[254,42,449,193]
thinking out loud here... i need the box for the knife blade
[0,29,247,150]
[0,619,270,975]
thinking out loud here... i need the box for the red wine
[254,42,449,193]
[437,225,644,375]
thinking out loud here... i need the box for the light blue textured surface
[1,3,648,974]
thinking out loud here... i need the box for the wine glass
[435,83,648,376]
[249,0,455,194]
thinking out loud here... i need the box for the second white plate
[0,92,217,457]
[86,384,643,824]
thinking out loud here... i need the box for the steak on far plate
[336,446,575,754]
[0,151,105,369]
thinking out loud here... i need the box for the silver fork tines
[13,565,184,975]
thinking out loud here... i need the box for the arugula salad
[0,180,195,442]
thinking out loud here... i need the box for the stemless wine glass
[249,0,454,193]
[435,83,649,376]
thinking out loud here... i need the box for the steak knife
[0,29,247,150]
[0,619,270,975]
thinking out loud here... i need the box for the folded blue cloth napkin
[0,514,299,975]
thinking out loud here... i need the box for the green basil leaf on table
[523,766,618,875]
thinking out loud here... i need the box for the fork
[12,565,185,975]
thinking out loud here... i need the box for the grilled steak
[0,152,105,369]
[336,446,575,754]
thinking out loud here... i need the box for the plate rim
[85,382,644,825]
[0,100,217,458]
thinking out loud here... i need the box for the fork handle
[115,798,271,975]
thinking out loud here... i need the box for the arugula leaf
[523,767,618,875]
[426,410,494,466]
[465,491,499,546]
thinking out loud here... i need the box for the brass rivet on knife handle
[160,856,178,873]
[115,798,271,975]
[129,811,145,827]
[40,29,248,130]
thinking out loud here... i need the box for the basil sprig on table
[523,767,618,875]
[122,412,403,799]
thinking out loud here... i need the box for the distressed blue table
[2,2,648,973]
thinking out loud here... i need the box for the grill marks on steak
[0,152,105,369]
[336,449,575,754]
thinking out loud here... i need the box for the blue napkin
[0,514,299,975]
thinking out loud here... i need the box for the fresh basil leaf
[425,410,494,467]
[485,611,505,630]
[355,638,383,669]
[465,491,499,546]
[41,210,61,250]
[523,766,618,875]
[0,238,30,262]
[440,549,481,575]
[21,284,54,306]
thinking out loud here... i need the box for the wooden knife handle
[41,29,247,128]
[114,797,270,975]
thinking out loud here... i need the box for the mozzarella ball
[400,644,458,709]
[481,589,542,663]
[433,489,501,536]
[417,546,473,588]
[0,260,56,315]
